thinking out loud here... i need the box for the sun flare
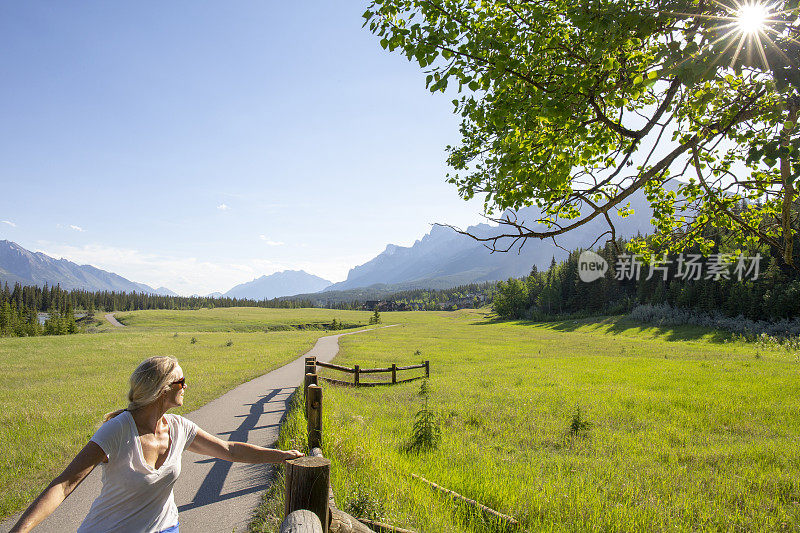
[737,2,770,34]
[659,0,798,71]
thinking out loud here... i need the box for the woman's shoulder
[91,410,132,454]
[165,413,200,446]
[165,413,190,423]
[165,413,199,431]
[98,410,132,432]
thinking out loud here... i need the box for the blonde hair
[103,356,179,422]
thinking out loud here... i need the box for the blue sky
[0,1,487,295]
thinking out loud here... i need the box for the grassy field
[0,307,375,522]
[255,310,800,532]
[114,307,372,332]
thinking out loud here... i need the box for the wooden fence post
[424,360,430,378]
[305,359,316,378]
[391,363,397,384]
[354,365,360,386]
[306,384,323,450]
[304,372,318,398]
[284,456,330,533]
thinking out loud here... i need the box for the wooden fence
[280,356,421,533]
[282,355,518,532]
[313,359,429,387]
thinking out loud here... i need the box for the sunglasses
[171,377,186,388]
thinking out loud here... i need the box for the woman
[11,356,303,533]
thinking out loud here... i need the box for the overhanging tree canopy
[364,0,800,263]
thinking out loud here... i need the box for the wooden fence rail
[315,361,354,373]
[314,360,429,387]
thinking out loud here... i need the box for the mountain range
[0,240,176,295]
[1,191,656,299]
[223,270,331,300]
[324,197,654,293]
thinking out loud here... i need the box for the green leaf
[363,0,788,255]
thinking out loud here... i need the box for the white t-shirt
[78,411,198,533]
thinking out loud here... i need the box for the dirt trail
[104,313,125,327]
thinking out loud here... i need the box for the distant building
[363,300,410,312]
[364,300,381,311]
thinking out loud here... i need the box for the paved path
[104,313,125,327]
[2,327,395,533]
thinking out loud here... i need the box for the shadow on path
[177,387,293,513]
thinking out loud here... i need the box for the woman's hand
[281,449,304,462]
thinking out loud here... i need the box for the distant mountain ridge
[155,286,179,296]
[0,240,175,295]
[224,270,332,300]
[0,188,657,298]
[325,194,657,292]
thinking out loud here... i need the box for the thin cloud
[1,220,16,227]
[34,243,290,296]
[217,204,230,211]
[34,242,356,292]
[70,225,85,232]
[259,235,284,246]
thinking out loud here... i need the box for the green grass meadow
[258,310,800,532]
[113,307,372,331]
[4,307,799,531]
[0,307,375,521]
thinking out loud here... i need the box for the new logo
[578,250,608,282]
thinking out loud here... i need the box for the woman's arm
[187,428,303,463]
[10,441,107,533]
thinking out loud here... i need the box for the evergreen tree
[0,300,12,336]
[369,309,382,325]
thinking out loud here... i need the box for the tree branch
[588,77,681,140]
[690,144,784,253]
[439,135,696,250]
